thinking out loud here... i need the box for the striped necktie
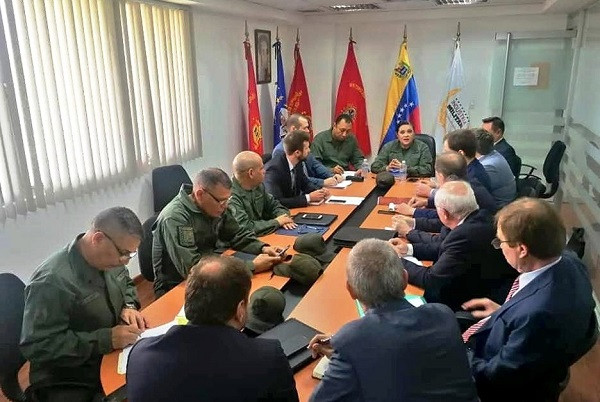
[462,276,520,343]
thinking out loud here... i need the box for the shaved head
[233,151,262,177]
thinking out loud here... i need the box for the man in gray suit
[308,239,478,402]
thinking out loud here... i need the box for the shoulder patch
[178,226,195,247]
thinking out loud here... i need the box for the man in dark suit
[392,151,497,259]
[264,129,328,208]
[461,198,598,401]
[482,116,520,177]
[308,239,478,402]
[126,255,299,402]
[401,181,516,311]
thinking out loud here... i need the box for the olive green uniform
[20,235,139,392]
[229,177,290,236]
[370,139,433,176]
[310,128,364,170]
[152,184,267,296]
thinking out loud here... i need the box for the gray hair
[193,168,232,190]
[434,180,479,220]
[92,207,143,238]
[347,239,406,308]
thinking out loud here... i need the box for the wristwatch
[123,303,138,310]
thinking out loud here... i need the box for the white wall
[301,14,569,155]
[0,9,299,283]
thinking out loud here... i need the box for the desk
[289,247,424,401]
[361,179,415,230]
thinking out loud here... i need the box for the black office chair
[414,134,436,173]
[152,165,192,213]
[262,152,272,165]
[511,154,522,179]
[0,273,29,402]
[138,214,159,283]
[517,140,566,199]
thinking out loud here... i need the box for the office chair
[0,273,29,402]
[518,140,566,199]
[262,152,272,165]
[138,214,159,283]
[414,134,436,173]
[152,165,192,213]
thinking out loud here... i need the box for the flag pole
[296,28,300,44]
[244,20,249,42]
[456,22,461,48]
[403,24,407,43]
[276,26,279,42]
[349,27,354,43]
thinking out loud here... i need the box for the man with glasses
[153,168,282,297]
[396,180,516,312]
[21,207,145,401]
[461,198,597,401]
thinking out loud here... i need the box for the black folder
[332,227,395,247]
[257,318,321,372]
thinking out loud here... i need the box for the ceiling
[240,0,592,14]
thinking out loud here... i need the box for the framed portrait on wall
[254,29,271,84]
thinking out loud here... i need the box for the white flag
[433,42,470,153]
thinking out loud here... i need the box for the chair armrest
[520,163,536,178]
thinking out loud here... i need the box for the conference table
[100,175,425,400]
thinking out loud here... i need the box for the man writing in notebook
[308,239,478,402]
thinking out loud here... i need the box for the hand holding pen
[308,333,334,359]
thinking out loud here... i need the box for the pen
[318,337,332,344]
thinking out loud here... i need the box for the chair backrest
[414,134,436,172]
[138,214,158,282]
[152,165,192,213]
[262,152,272,165]
[0,273,27,401]
[542,140,566,185]
[511,154,522,179]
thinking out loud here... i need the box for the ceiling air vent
[435,0,487,5]
[299,8,325,13]
[329,3,382,11]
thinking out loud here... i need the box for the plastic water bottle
[361,158,370,176]
[398,160,407,181]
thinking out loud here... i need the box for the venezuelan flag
[380,41,421,150]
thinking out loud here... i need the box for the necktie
[290,168,296,193]
[462,276,520,343]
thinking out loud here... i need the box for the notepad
[313,356,331,379]
[117,321,177,374]
[329,180,352,189]
[326,196,364,205]
[402,256,424,266]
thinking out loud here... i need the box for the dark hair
[92,207,143,239]
[474,128,494,155]
[185,256,252,326]
[496,198,565,259]
[482,116,505,134]
[194,168,232,190]
[334,113,353,125]
[444,129,477,158]
[286,113,307,131]
[396,121,412,131]
[435,151,468,179]
[283,130,310,154]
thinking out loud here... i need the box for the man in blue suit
[462,198,598,401]
[309,239,478,402]
[126,255,298,402]
[482,116,520,177]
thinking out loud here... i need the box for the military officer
[311,113,365,174]
[20,207,146,402]
[229,150,296,236]
[152,168,282,297]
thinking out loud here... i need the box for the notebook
[293,213,337,226]
[332,227,395,247]
[258,318,321,372]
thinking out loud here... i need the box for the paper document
[329,180,352,189]
[402,256,424,266]
[117,321,177,374]
[313,356,331,379]
[326,196,364,206]
[406,295,426,307]
[343,171,356,177]
[308,199,325,206]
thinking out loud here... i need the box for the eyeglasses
[491,237,513,249]
[203,187,230,206]
[103,232,138,259]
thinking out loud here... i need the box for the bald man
[229,151,297,236]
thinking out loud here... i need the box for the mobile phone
[276,245,290,257]
[302,213,323,220]
[328,199,347,203]
[377,210,398,215]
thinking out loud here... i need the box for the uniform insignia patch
[178,226,195,247]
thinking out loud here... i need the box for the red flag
[287,43,313,139]
[335,40,371,156]
[244,40,263,154]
